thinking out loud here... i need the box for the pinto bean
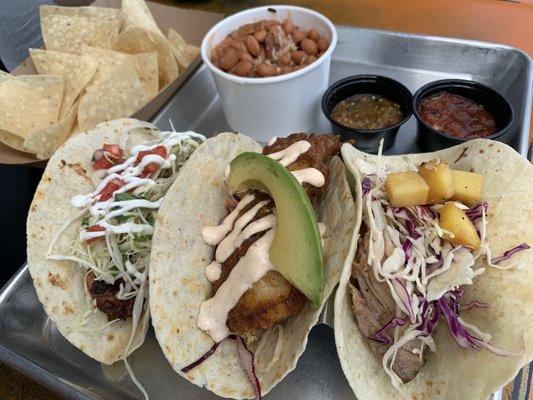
[317,37,329,52]
[282,19,294,35]
[301,38,318,56]
[307,29,320,42]
[278,52,291,65]
[291,50,306,65]
[257,63,277,77]
[219,46,240,70]
[254,29,267,43]
[244,35,261,56]
[230,60,253,77]
[291,29,304,44]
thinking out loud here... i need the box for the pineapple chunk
[439,203,480,250]
[450,170,484,206]
[385,171,429,207]
[418,160,455,204]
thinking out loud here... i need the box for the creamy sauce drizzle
[267,136,278,146]
[198,229,276,342]
[202,194,255,246]
[267,140,311,167]
[292,168,325,187]
[205,261,222,282]
[198,139,327,342]
[72,131,203,239]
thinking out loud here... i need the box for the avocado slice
[227,152,323,308]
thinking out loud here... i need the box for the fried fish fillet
[212,133,341,341]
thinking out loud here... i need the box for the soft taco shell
[149,133,358,398]
[335,139,533,400]
[27,118,163,365]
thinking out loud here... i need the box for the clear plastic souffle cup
[201,5,337,142]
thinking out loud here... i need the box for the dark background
[0,60,44,286]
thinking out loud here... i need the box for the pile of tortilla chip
[0,0,199,159]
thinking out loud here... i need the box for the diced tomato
[98,179,123,202]
[85,225,105,244]
[93,154,114,170]
[103,144,123,158]
[92,144,125,170]
[135,146,167,177]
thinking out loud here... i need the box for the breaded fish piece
[212,133,341,340]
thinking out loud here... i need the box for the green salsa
[331,94,403,130]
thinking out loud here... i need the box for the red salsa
[418,91,497,138]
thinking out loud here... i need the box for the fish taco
[149,132,358,398]
[27,118,205,365]
[335,139,533,400]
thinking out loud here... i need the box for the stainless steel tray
[1,26,531,400]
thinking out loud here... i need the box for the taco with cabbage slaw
[27,118,204,365]
[335,139,533,400]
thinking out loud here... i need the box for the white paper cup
[201,5,337,142]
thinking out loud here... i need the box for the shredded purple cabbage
[181,334,262,399]
[392,278,414,320]
[181,340,221,373]
[436,294,523,356]
[405,219,421,239]
[370,317,407,344]
[465,202,488,222]
[362,176,373,196]
[491,243,530,265]
[234,336,262,400]
[402,239,413,259]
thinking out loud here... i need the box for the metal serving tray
[0,26,531,400]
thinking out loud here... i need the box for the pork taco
[27,118,204,365]
[335,139,533,400]
[149,132,358,398]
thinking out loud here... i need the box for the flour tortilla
[335,139,533,400]
[149,133,358,398]
[27,118,163,365]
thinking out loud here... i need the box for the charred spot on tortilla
[48,272,66,289]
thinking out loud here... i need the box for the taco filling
[350,156,529,386]
[47,130,204,325]
[183,133,341,394]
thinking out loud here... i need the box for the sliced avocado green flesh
[227,152,323,308]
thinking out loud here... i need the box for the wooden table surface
[2,1,532,399]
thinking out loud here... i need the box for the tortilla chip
[30,49,97,118]
[112,27,179,88]
[167,28,200,70]
[40,5,121,21]
[0,129,27,153]
[131,52,159,99]
[78,59,148,132]
[24,100,79,159]
[81,46,158,99]
[41,13,121,54]
[0,70,10,81]
[0,75,63,138]
[121,0,163,37]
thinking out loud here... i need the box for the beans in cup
[210,19,330,78]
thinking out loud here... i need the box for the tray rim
[2,24,530,400]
